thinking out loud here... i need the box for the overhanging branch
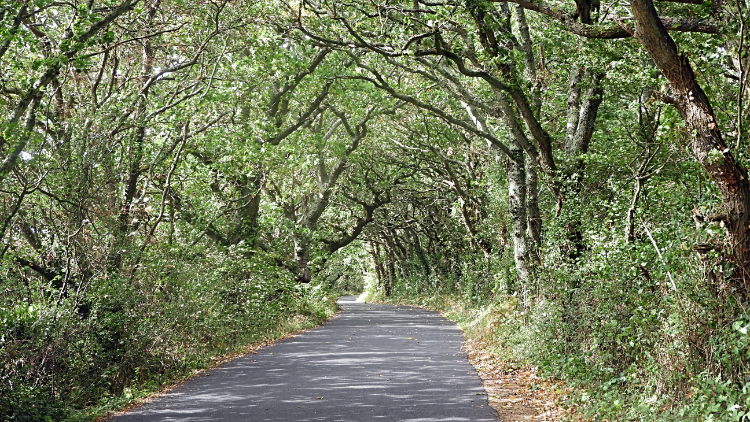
[488,0,719,39]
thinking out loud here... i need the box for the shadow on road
[112,297,498,421]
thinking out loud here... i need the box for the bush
[0,247,336,421]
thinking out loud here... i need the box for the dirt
[464,338,582,422]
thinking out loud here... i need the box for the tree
[266,81,403,282]
[489,0,750,285]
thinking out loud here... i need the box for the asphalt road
[112,296,499,421]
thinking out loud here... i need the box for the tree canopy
[3,0,750,419]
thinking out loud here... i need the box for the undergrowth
[363,258,750,422]
[1,248,337,422]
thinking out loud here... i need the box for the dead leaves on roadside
[464,338,583,422]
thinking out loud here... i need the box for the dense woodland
[2,0,750,419]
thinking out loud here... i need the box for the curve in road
[112,296,499,421]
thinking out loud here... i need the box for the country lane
[110,296,499,421]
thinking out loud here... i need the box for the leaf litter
[463,337,585,422]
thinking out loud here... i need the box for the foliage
[0,245,336,420]
[3,0,750,420]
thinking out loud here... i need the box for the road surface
[112,296,498,421]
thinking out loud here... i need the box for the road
[112,296,499,421]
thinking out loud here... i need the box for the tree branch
[487,0,719,39]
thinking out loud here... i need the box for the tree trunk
[107,6,157,271]
[230,173,263,246]
[294,232,312,283]
[559,69,603,261]
[371,241,385,289]
[385,243,397,296]
[570,71,604,158]
[410,229,432,277]
[565,69,604,163]
[565,66,583,151]
[526,153,542,253]
[631,0,750,286]
[507,139,531,305]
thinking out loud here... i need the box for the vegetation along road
[6,0,750,419]
[111,297,497,421]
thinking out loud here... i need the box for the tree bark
[293,234,313,283]
[565,69,603,161]
[570,72,604,158]
[229,173,263,246]
[507,139,531,305]
[526,153,542,252]
[384,240,397,296]
[565,66,583,153]
[371,241,385,289]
